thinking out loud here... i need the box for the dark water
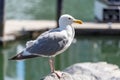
[1,36,120,80]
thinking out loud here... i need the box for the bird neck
[59,24,71,29]
[67,25,75,37]
[60,25,75,38]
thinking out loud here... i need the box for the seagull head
[59,14,83,27]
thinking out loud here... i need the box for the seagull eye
[68,18,71,20]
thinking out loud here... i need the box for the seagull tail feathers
[9,51,38,60]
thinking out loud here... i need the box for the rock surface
[41,62,120,80]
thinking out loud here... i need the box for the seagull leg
[49,57,55,73]
[49,57,62,79]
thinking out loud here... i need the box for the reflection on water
[16,45,25,80]
[1,36,120,80]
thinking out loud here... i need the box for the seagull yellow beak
[73,19,83,24]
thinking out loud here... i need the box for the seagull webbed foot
[53,71,63,79]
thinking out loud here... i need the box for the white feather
[26,40,35,48]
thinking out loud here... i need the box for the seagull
[9,14,83,77]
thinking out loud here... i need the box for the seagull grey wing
[26,32,68,56]
[37,28,58,39]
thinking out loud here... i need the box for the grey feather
[26,29,69,56]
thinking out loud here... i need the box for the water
[1,36,120,80]
[5,0,94,21]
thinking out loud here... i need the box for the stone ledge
[41,62,120,80]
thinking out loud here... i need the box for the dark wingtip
[9,52,39,60]
[8,52,23,60]
[8,54,21,60]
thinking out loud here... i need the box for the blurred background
[6,0,94,21]
[0,0,120,80]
